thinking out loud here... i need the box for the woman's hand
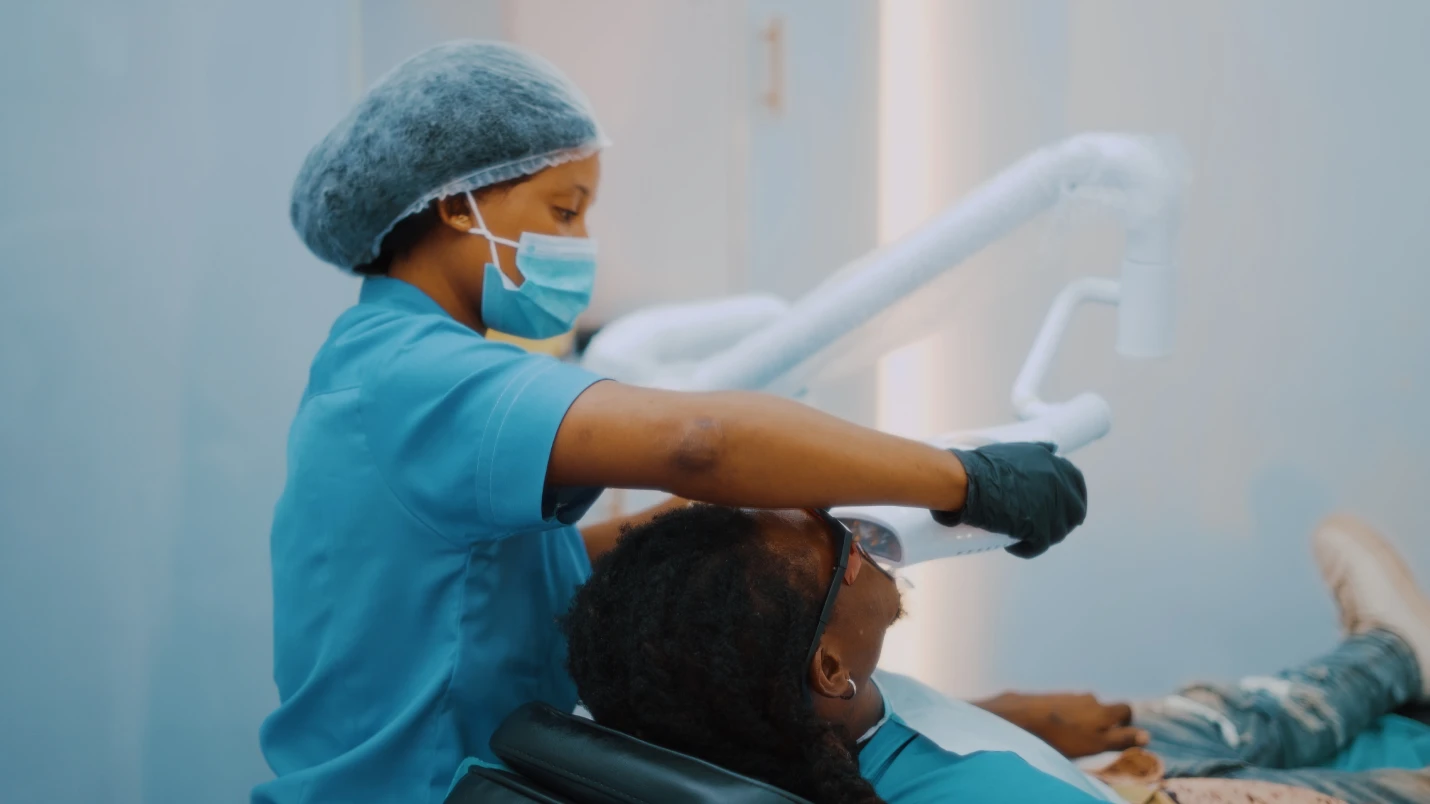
[935,443,1087,558]
[975,692,1150,759]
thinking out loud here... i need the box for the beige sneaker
[1312,513,1430,699]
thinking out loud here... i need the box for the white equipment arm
[583,133,1185,561]
[676,133,1182,393]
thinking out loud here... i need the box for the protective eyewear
[802,509,897,665]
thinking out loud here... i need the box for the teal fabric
[1320,713,1430,771]
[254,277,604,804]
[860,714,1105,803]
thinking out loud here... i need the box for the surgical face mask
[465,191,597,339]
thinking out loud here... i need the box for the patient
[562,507,1430,804]
[563,505,1105,803]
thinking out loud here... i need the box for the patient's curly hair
[562,505,884,804]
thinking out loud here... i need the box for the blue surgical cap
[291,40,608,270]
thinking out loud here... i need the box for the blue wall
[895,0,1430,699]
[0,2,358,801]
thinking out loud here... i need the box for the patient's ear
[807,643,851,700]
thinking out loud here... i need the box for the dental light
[583,132,1186,564]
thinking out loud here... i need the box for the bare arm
[549,381,967,512]
[973,693,1148,758]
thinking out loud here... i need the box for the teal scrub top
[254,277,605,804]
[860,714,1107,804]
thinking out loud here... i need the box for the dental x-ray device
[582,133,1186,565]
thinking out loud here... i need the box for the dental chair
[444,702,811,803]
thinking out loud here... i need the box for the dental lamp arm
[679,133,1182,393]
[830,288,1130,565]
[1012,278,1121,420]
[580,295,790,388]
[831,253,1179,566]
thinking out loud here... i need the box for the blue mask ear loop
[464,191,521,280]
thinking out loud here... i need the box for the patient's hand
[974,692,1150,759]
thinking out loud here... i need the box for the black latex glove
[932,442,1087,558]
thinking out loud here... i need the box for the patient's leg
[1128,508,1430,803]
[1134,630,1420,774]
[1208,764,1430,804]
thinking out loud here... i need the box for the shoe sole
[1314,514,1430,631]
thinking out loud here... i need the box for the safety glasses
[840,516,904,566]
[803,509,896,666]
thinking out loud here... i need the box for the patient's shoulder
[869,727,1107,804]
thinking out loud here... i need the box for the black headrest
[490,703,813,804]
[446,762,575,803]
[1399,702,1430,726]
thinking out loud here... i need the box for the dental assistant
[257,40,1089,804]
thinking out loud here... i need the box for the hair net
[291,40,608,270]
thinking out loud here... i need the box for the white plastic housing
[675,133,1184,392]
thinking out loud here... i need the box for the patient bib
[874,669,1122,802]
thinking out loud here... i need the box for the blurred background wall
[1,1,1427,801]
[877,0,1430,704]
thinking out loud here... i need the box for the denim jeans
[1133,630,1430,803]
